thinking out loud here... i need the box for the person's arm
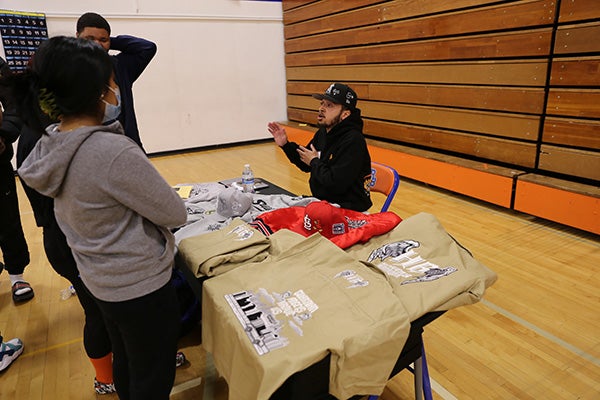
[267,122,313,172]
[108,145,188,229]
[0,108,23,145]
[111,35,157,83]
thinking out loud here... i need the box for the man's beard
[317,111,343,129]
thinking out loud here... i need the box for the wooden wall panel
[283,0,385,25]
[549,57,600,86]
[285,0,555,52]
[545,6,600,182]
[287,107,316,125]
[365,84,545,114]
[542,118,600,150]
[361,102,539,140]
[285,61,547,86]
[288,81,545,113]
[284,0,497,37]
[538,145,600,181]
[546,89,600,119]
[285,29,553,66]
[558,0,600,23]
[288,94,539,140]
[362,120,537,167]
[554,22,600,54]
[282,0,316,12]
[282,0,600,224]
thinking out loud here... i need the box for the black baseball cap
[312,83,357,110]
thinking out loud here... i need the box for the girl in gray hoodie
[6,36,187,400]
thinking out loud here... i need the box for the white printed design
[224,288,319,355]
[334,269,369,288]
[367,240,457,284]
[227,224,254,241]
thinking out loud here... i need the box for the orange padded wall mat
[514,181,600,235]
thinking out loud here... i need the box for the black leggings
[94,281,181,400]
[0,161,29,274]
[43,215,112,359]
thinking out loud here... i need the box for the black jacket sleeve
[111,35,157,83]
[0,109,22,162]
[281,138,314,173]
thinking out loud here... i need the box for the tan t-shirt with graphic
[202,232,410,400]
[346,212,498,321]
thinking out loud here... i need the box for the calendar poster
[0,9,48,72]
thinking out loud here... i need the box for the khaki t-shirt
[202,232,410,400]
[346,212,498,321]
[178,218,271,277]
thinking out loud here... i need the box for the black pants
[43,214,112,359]
[94,281,181,400]
[0,161,29,274]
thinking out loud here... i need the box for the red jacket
[250,200,401,249]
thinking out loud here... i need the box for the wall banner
[0,9,48,71]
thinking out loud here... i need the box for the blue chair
[368,163,434,400]
[369,162,400,212]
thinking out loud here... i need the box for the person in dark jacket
[268,83,373,211]
[0,57,34,303]
[76,12,156,152]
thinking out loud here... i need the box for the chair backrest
[369,162,400,212]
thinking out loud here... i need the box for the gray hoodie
[18,122,187,302]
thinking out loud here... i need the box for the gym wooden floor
[1,141,598,399]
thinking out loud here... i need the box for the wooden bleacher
[280,0,599,235]
[283,122,599,235]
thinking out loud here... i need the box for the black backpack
[170,268,201,338]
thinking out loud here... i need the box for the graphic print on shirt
[334,269,369,288]
[367,239,457,284]
[253,198,274,213]
[224,288,319,355]
[228,224,255,241]
[185,205,216,217]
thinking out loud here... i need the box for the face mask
[102,86,121,124]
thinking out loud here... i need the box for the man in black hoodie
[268,83,372,211]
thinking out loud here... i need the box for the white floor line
[171,377,203,395]
[162,297,600,400]
[481,299,600,367]
[430,376,459,400]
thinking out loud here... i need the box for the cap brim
[312,93,342,104]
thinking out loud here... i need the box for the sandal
[12,281,35,303]
[176,351,186,368]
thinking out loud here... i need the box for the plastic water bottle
[60,285,76,300]
[241,164,255,193]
